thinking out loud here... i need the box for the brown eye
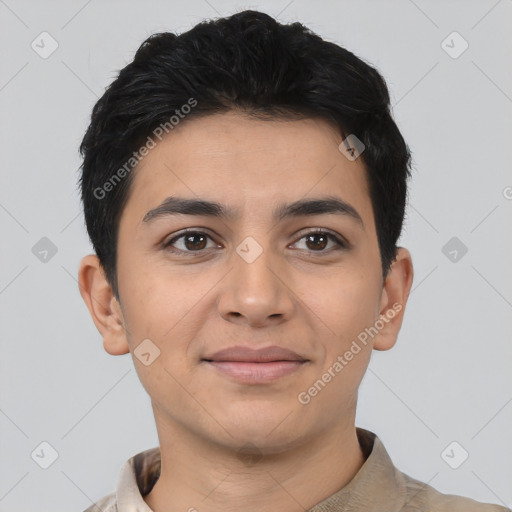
[163,230,217,254]
[305,233,329,251]
[182,233,208,250]
[292,229,347,253]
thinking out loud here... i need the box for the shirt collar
[115,427,406,511]
[309,428,407,511]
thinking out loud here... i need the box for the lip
[203,345,308,363]
[202,345,309,384]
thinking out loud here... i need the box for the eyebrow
[142,195,364,228]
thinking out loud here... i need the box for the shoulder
[400,471,510,512]
[82,492,117,512]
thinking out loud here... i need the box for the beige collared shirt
[83,428,509,511]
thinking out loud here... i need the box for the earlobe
[78,254,130,356]
[373,247,414,351]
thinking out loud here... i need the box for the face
[80,111,413,454]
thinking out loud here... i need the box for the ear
[373,247,414,351]
[78,254,130,356]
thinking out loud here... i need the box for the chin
[220,414,305,448]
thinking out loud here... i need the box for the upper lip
[203,345,308,363]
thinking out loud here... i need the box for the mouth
[202,345,309,384]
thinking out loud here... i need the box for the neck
[144,409,366,512]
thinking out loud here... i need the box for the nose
[216,242,295,328]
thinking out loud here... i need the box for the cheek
[119,275,206,394]
[316,271,380,341]
[302,284,376,410]
[118,258,187,338]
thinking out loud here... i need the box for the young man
[77,10,508,512]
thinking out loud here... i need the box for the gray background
[1,1,511,511]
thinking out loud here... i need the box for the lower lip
[205,360,306,383]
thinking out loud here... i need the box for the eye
[163,230,220,254]
[291,228,347,253]
[162,228,348,256]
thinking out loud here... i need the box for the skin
[79,111,413,512]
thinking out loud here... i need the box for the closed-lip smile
[202,345,309,384]
[203,345,308,363]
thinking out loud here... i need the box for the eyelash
[162,228,348,256]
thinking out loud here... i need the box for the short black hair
[79,9,412,300]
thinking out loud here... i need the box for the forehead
[121,112,374,229]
